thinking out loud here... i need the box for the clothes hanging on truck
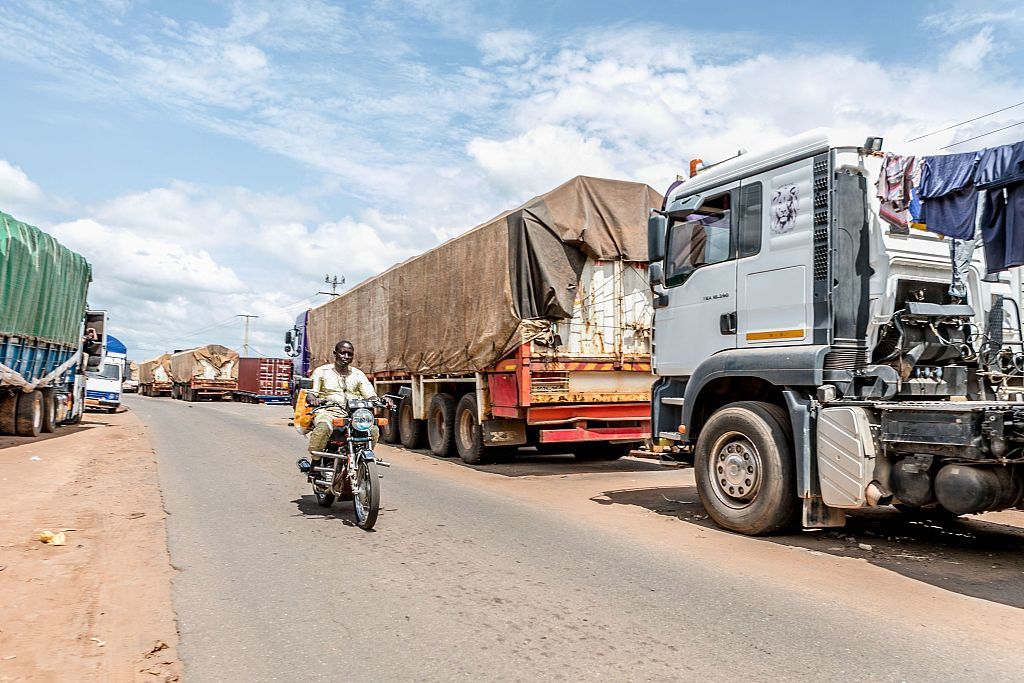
[875,153,919,232]
[918,151,981,240]
[976,141,1024,274]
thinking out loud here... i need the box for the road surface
[128,394,1024,682]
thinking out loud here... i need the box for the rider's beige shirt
[310,364,375,404]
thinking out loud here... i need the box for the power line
[941,120,1024,150]
[907,100,1024,142]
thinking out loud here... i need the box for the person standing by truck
[297,340,379,472]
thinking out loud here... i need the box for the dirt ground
[0,408,181,682]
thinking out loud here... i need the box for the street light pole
[236,314,259,357]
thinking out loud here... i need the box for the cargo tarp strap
[0,351,80,392]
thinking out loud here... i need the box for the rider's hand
[306,393,322,407]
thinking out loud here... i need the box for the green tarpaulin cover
[0,210,92,347]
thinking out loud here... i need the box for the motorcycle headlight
[351,408,375,431]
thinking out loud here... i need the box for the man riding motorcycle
[296,339,382,473]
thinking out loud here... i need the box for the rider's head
[334,340,354,368]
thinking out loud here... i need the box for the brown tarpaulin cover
[137,354,172,384]
[308,176,661,374]
[169,345,239,382]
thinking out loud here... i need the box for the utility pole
[236,314,259,357]
[319,274,345,297]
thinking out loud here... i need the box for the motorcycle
[303,396,394,530]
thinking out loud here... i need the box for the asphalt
[128,394,1024,682]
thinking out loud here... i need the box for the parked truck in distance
[170,345,238,401]
[235,357,291,404]
[648,129,1024,535]
[0,210,104,436]
[138,354,172,396]
[85,334,126,412]
[287,176,661,464]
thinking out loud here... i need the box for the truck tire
[381,409,400,444]
[694,401,798,535]
[0,392,18,435]
[427,393,457,457]
[15,390,43,437]
[454,393,491,465]
[40,389,58,433]
[398,397,426,449]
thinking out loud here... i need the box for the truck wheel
[40,389,58,433]
[694,401,798,535]
[398,397,426,449]
[0,392,18,434]
[381,409,400,443]
[427,393,457,457]
[454,393,491,465]
[15,390,43,437]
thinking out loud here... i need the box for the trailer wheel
[380,404,400,444]
[40,389,58,433]
[454,393,491,465]
[427,393,457,457]
[15,390,43,437]
[398,397,426,449]
[0,392,18,435]
[694,401,798,535]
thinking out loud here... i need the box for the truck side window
[738,182,762,258]
[664,192,732,287]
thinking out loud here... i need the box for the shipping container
[169,344,238,401]
[289,176,661,464]
[235,357,291,404]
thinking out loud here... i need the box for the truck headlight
[351,408,375,431]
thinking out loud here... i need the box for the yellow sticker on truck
[746,328,805,341]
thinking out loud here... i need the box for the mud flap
[802,496,846,528]
[482,419,527,446]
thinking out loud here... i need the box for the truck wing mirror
[648,213,668,263]
[648,261,665,287]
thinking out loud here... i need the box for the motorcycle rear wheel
[353,460,380,530]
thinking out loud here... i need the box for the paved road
[129,394,1024,682]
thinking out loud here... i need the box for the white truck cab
[85,334,126,413]
[649,130,1024,534]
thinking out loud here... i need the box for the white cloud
[479,30,536,64]
[0,160,44,208]
[49,218,247,297]
[467,125,618,196]
[944,27,995,71]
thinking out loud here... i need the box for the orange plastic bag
[294,389,314,433]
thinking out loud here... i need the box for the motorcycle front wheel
[353,460,380,530]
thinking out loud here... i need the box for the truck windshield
[665,197,732,286]
[90,364,121,381]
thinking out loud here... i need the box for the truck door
[736,159,816,348]
[655,183,739,377]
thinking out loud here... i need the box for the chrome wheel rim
[708,431,763,509]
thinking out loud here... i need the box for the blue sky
[1,0,1023,358]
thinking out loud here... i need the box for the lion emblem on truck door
[771,184,799,235]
